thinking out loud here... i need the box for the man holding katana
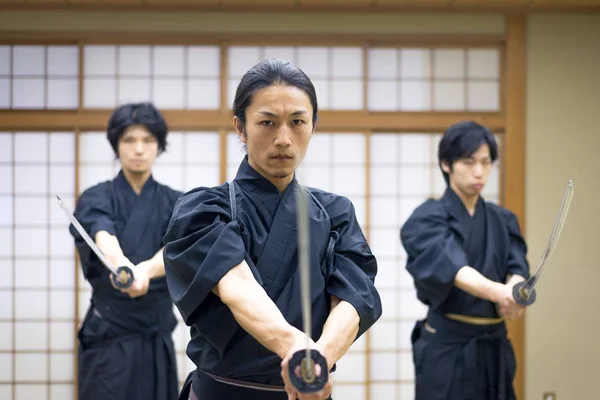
[162,59,382,400]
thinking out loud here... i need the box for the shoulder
[155,181,185,204]
[307,187,355,217]
[485,201,519,223]
[408,197,447,222]
[76,181,113,206]
[170,184,230,222]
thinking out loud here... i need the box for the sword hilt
[110,266,134,289]
[512,280,537,307]
[288,349,329,393]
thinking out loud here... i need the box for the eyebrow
[257,110,309,118]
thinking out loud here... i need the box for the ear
[441,160,452,174]
[233,116,246,144]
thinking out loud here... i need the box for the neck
[122,168,151,195]
[450,182,479,216]
[270,175,294,194]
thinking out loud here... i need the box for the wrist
[488,281,505,303]
[276,328,305,360]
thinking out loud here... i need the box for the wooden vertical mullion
[219,43,228,184]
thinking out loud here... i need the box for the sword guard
[111,266,134,289]
[288,349,329,393]
[512,280,537,307]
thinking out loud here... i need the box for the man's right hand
[492,282,525,320]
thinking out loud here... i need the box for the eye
[261,120,274,127]
[291,119,305,126]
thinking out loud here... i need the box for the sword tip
[56,195,62,203]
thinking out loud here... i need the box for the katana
[56,195,134,289]
[512,180,574,306]
[287,185,329,393]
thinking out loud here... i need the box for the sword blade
[56,195,119,276]
[296,185,313,375]
[523,180,574,293]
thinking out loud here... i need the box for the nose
[134,140,144,153]
[473,163,483,177]
[273,126,292,147]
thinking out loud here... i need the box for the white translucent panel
[78,290,92,320]
[370,352,397,380]
[332,134,364,164]
[399,263,415,289]
[226,166,237,182]
[0,261,12,289]
[399,320,416,351]
[0,46,10,75]
[350,196,366,227]
[15,196,48,227]
[262,46,295,63]
[399,289,428,319]
[152,79,185,109]
[48,46,79,77]
[15,228,48,257]
[50,195,74,227]
[369,320,398,350]
[378,288,398,319]
[185,166,220,190]
[371,259,398,290]
[79,132,114,162]
[16,385,47,398]
[370,198,398,227]
[228,46,261,78]
[50,290,75,320]
[49,132,75,163]
[431,165,446,197]
[400,81,431,111]
[51,322,74,350]
[399,196,428,227]
[118,46,150,76]
[0,291,12,318]
[297,166,331,191]
[185,133,220,164]
[332,385,365,400]
[370,166,397,196]
[0,79,10,108]
[368,81,397,111]
[311,79,329,109]
[333,352,365,382]
[50,353,73,380]
[15,322,47,350]
[0,353,11,380]
[12,78,45,109]
[15,260,48,289]
[467,81,499,111]
[155,132,183,164]
[50,166,75,195]
[399,352,415,380]
[227,79,240,108]
[351,332,367,352]
[400,49,431,79]
[51,384,74,400]
[79,165,114,193]
[226,133,246,168]
[468,49,499,78]
[433,49,465,79]
[50,227,74,258]
[153,166,184,192]
[483,165,500,197]
[84,78,116,108]
[303,134,330,164]
[332,166,364,196]
[15,353,48,380]
[16,290,47,319]
[370,134,397,165]
[331,47,362,78]
[118,79,151,104]
[0,229,12,256]
[84,46,117,76]
[433,81,465,111]
[371,384,396,399]
[153,46,185,76]
[400,383,416,399]
[399,134,431,165]
[47,79,79,109]
[187,79,220,109]
[177,354,188,386]
[13,46,45,76]
[368,49,397,79]
[188,46,220,77]
[15,132,47,162]
[296,47,328,79]
[331,80,362,110]
[369,228,398,258]
[14,166,48,194]
[173,320,187,351]
[49,261,75,289]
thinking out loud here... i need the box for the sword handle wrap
[288,349,329,393]
[512,280,537,307]
[111,266,134,289]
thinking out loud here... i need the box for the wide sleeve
[501,208,530,280]
[162,186,246,325]
[323,195,382,340]
[400,201,468,310]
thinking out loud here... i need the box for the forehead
[247,84,312,113]
[462,143,491,159]
[121,125,153,139]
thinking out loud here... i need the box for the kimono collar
[441,186,484,220]
[114,169,156,197]
[234,155,298,196]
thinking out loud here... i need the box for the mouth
[473,183,483,189]
[270,155,294,161]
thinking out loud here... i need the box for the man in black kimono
[70,102,182,400]
[163,59,382,400]
[400,120,530,400]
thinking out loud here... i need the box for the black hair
[106,102,168,158]
[232,58,319,134]
[438,120,498,184]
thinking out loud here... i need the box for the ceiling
[0,0,597,13]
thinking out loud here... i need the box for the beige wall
[0,9,598,400]
[525,14,600,400]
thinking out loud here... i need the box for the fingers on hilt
[111,266,134,289]
[288,349,329,394]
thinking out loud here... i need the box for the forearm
[144,247,166,279]
[506,273,526,285]
[216,261,303,359]
[94,231,131,267]
[454,266,504,302]
[317,296,360,370]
